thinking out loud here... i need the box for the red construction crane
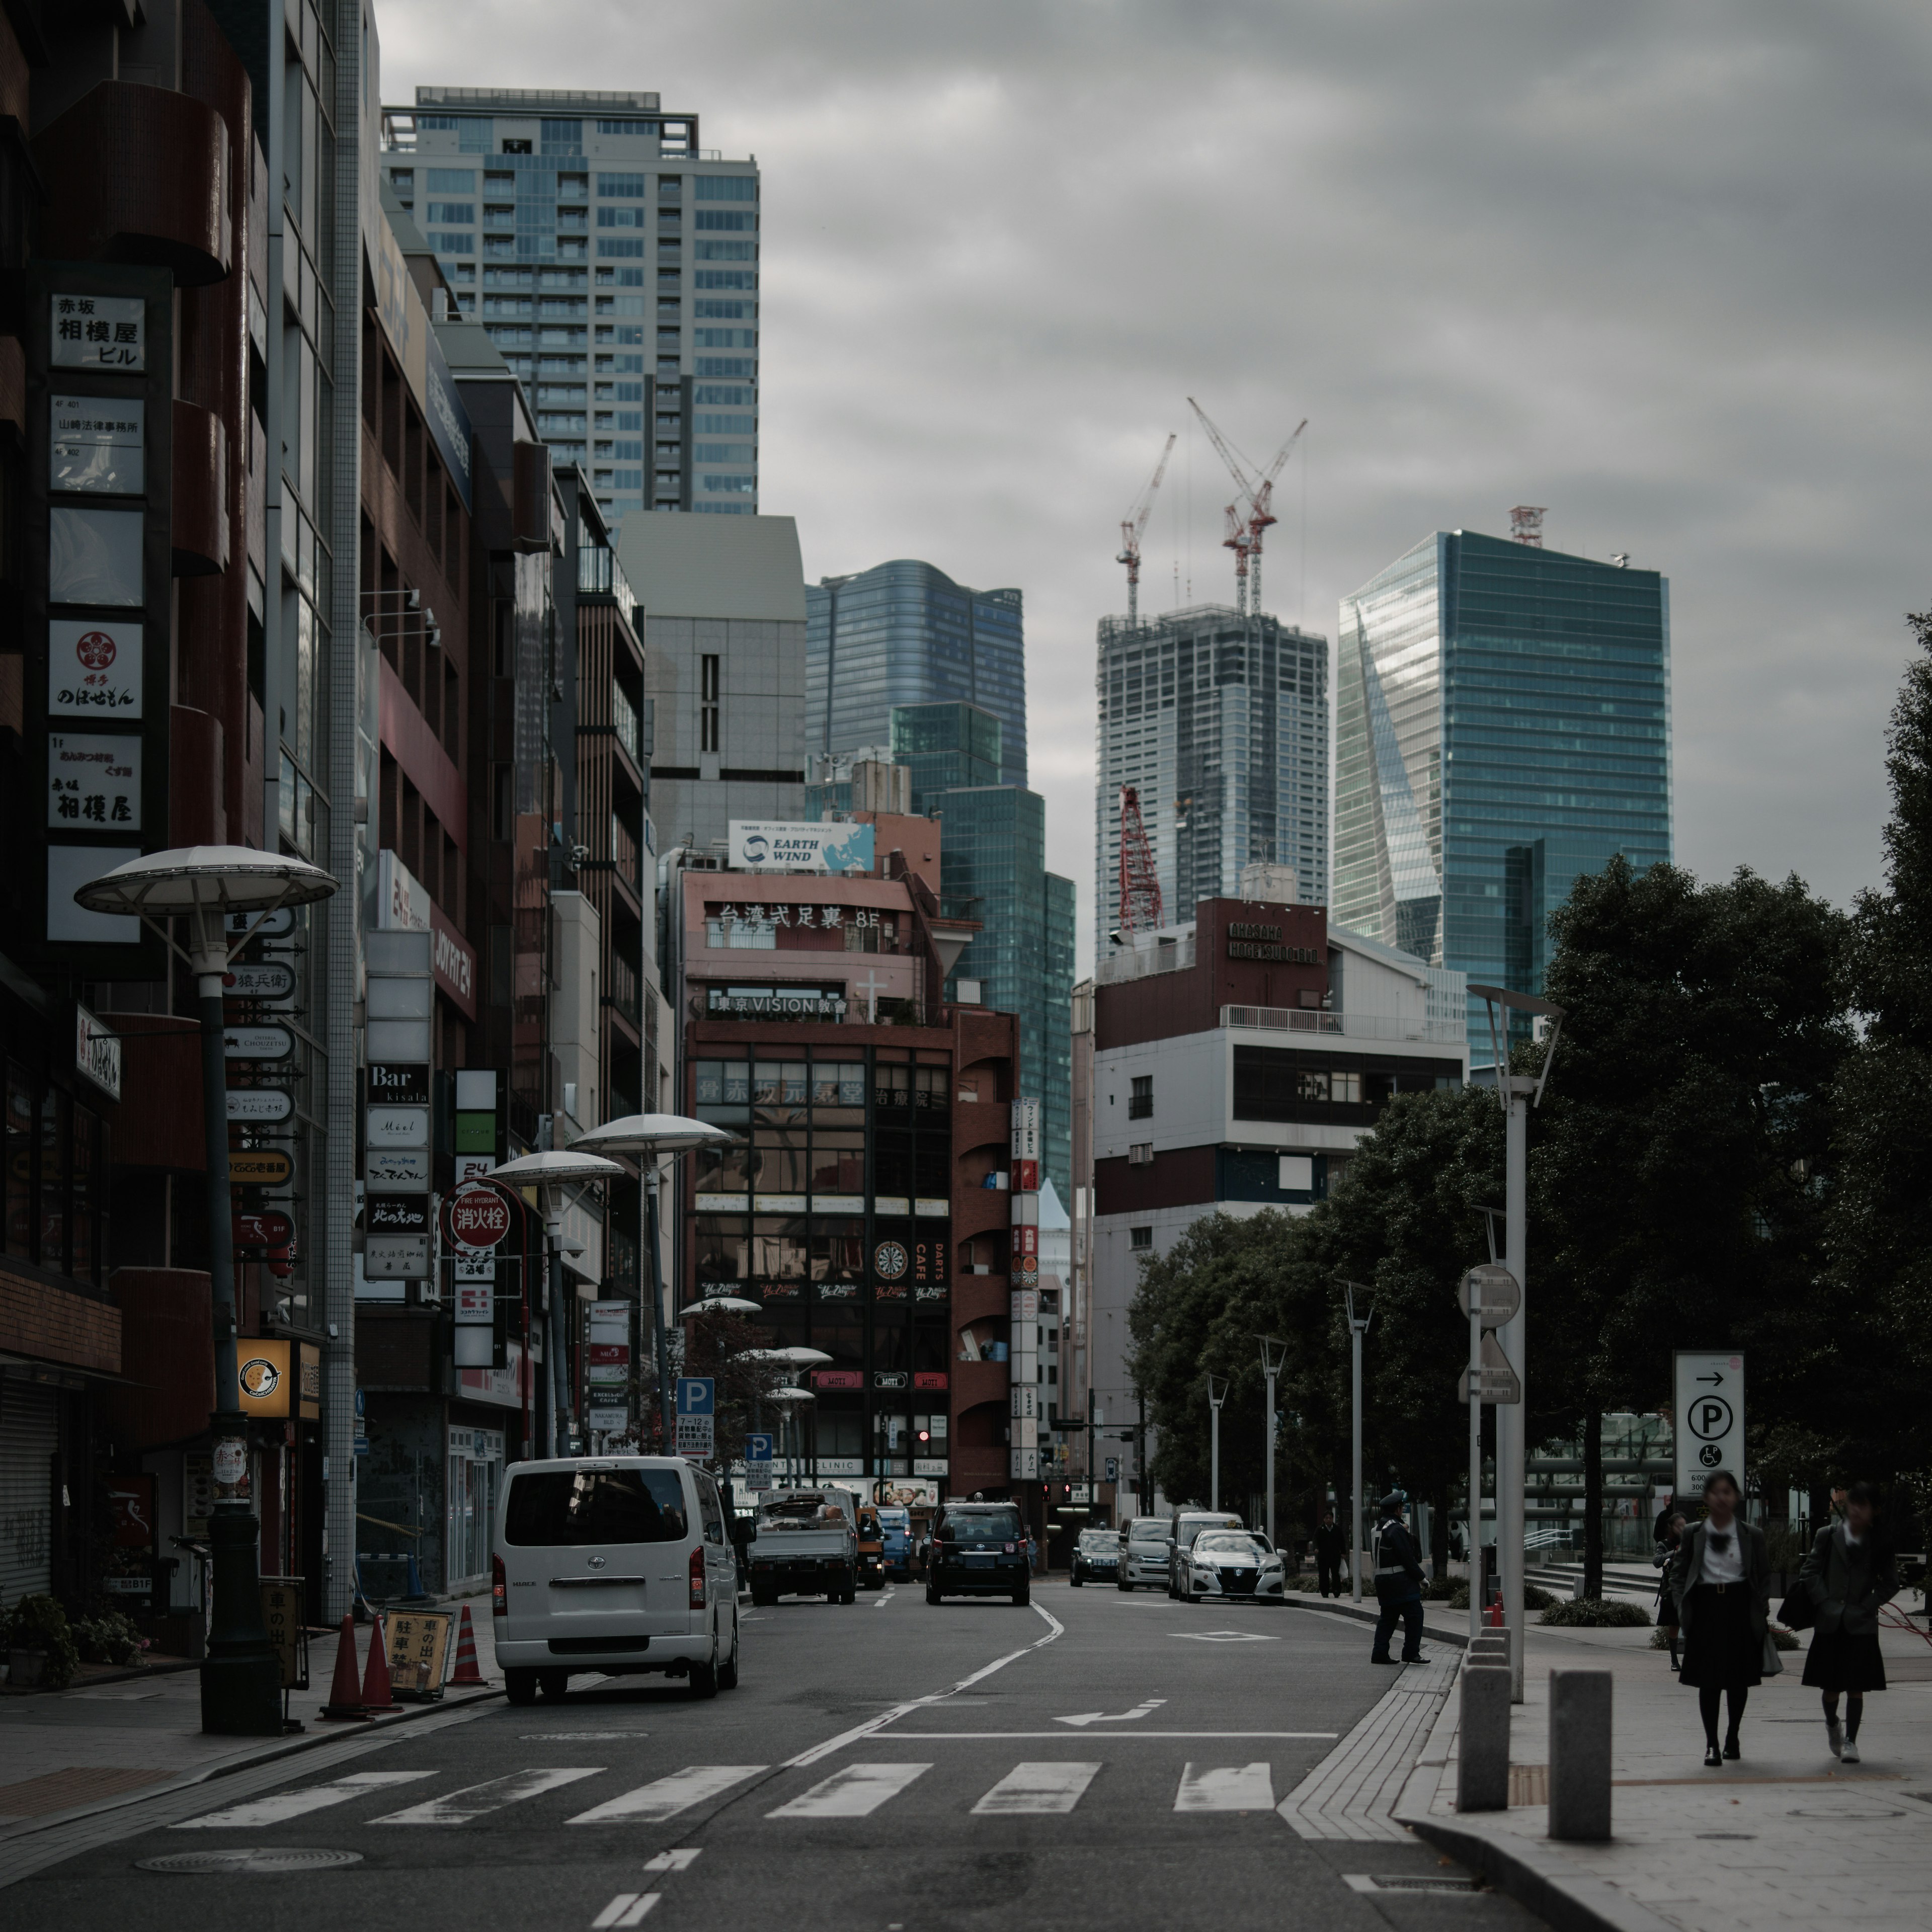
[1117,785,1162,935]
[1187,398,1306,616]
[1117,433,1177,628]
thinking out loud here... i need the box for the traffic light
[916,1427,931,1447]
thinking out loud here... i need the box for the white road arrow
[1055,1698,1168,1728]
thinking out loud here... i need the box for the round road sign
[1461,1262,1521,1326]
[448,1186,512,1250]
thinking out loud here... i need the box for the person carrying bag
[1667,1469,1773,1767]
[1793,1481,1897,1764]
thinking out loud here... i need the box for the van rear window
[505,1468,689,1546]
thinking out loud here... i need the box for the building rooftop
[619,513,805,624]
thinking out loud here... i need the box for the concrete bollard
[1469,1629,1510,1670]
[1548,1668,1613,1840]
[1457,1658,1511,1812]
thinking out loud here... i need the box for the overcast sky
[385,0,1932,964]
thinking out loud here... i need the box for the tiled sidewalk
[0,1611,501,1838]
[1397,1613,1932,1932]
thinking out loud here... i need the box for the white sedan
[1182,1531,1287,1603]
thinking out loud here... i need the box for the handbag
[1761,1630,1785,1677]
[1777,1586,1816,1631]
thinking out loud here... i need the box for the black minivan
[925,1502,1031,1606]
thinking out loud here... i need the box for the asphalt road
[11,1582,1547,1932]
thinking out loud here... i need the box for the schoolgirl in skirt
[1798,1481,1898,1764]
[1667,1470,1772,1767]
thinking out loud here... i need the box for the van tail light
[689,1545,706,1609]
[492,1553,507,1618]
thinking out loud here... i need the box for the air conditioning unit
[1128,1143,1153,1167]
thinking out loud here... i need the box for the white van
[493,1455,740,1704]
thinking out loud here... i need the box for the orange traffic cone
[319,1614,371,1720]
[359,1612,400,1713]
[1488,1595,1504,1628]
[449,1602,488,1685]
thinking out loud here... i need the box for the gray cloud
[384,0,1932,960]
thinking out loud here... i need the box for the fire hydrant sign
[1673,1351,1745,1502]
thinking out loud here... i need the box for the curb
[1280,1595,1471,1648]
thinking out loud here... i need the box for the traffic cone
[319,1614,371,1720]
[359,1612,400,1712]
[450,1603,488,1686]
[1488,1595,1504,1629]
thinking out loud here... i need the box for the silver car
[1182,1530,1286,1604]
[1116,1516,1171,1591]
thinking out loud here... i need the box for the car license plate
[964,1554,994,1567]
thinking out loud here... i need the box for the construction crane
[1116,434,1176,628]
[1241,418,1306,616]
[1187,398,1306,616]
[1117,785,1163,935]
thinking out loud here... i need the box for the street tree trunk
[1583,1404,1604,1599]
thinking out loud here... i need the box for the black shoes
[1724,1736,1740,1760]
[1704,1744,1723,1768]
[1370,1655,1400,1665]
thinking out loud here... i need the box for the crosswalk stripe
[568,1766,767,1824]
[972,1762,1100,1815]
[767,1763,931,1818]
[591,1893,660,1926]
[374,1767,602,1824]
[1175,1762,1277,1812]
[172,1772,435,1829]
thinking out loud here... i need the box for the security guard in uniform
[1370,1489,1427,1664]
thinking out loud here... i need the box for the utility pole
[1469,986,1565,1702]
[1339,1282,1375,1603]
[1257,1335,1287,1548]
[1207,1376,1228,1511]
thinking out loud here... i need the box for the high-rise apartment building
[1094,605,1329,960]
[807,562,1027,785]
[1334,530,1672,1050]
[381,88,758,532]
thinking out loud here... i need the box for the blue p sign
[675,1376,715,1417]
[746,1431,774,1462]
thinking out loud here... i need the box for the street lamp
[493,1149,626,1457]
[1205,1375,1228,1511]
[767,1384,816,1482]
[74,845,336,1738]
[567,1114,736,1455]
[1468,984,1565,1701]
[1256,1334,1288,1549]
[1337,1280,1376,1603]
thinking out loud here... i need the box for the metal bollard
[1457,1657,1511,1812]
[1548,1668,1613,1840]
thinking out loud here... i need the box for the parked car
[1179,1528,1286,1603]
[1167,1510,1246,1596]
[1117,1515,1172,1591]
[926,1501,1031,1605]
[1069,1527,1121,1586]
[493,1456,740,1704]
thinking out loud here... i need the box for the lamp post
[1337,1280,1375,1603]
[768,1385,815,1482]
[1257,1334,1287,1549]
[75,846,336,1738]
[567,1115,736,1454]
[1468,984,1565,1702]
[493,1150,627,1458]
[1206,1375,1228,1512]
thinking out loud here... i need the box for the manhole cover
[139,1849,364,1875]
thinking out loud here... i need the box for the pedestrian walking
[1798,1481,1898,1764]
[1369,1491,1425,1665]
[1667,1470,1772,1767]
[1654,1511,1686,1670]
[1313,1507,1347,1598]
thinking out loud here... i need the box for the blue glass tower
[807,562,1026,785]
[1334,530,1672,1054]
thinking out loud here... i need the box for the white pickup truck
[748,1487,859,1606]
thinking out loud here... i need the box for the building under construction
[1093,603,1330,965]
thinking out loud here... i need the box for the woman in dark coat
[1667,1470,1772,1767]
[1799,1481,1898,1764]
[1653,1512,1686,1669]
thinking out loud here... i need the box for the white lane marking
[1056,1698,1167,1727]
[767,1763,931,1818]
[374,1767,602,1824]
[1176,1762,1278,1812]
[972,1762,1100,1815]
[782,1600,1064,1769]
[591,1893,660,1926]
[641,1848,702,1873]
[568,1766,767,1824]
[172,1771,435,1828]
[882,1731,1336,1740]
[1170,1630,1279,1643]
[873,1587,896,1609]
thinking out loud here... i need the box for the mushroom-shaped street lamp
[566,1114,736,1455]
[494,1149,625,1457]
[765,1383,817,1480]
[73,846,336,1740]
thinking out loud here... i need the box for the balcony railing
[611,681,642,767]
[578,541,635,618]
[1221,1004,1464,1045]
[1094,932,1194,984]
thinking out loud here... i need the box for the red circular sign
[448,1187,512,1249]
[76,630,117,669]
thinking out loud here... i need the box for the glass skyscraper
[886,703,1073,1203]
[1094,604,1329,957]
[807,562,1027,785]
[1334,530,1672,1052]
[381,88,758,531]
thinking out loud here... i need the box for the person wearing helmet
[1370,1489,1426,1665]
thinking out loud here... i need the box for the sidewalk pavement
[0,1612,502,1840]
[1393,1607,1932,1932]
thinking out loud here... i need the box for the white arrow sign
[1055,1698,1167,1728]
[1169,1630,1280,1643]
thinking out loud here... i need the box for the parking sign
[676,1377,715,1417]
[1673,1350,1745,1503]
